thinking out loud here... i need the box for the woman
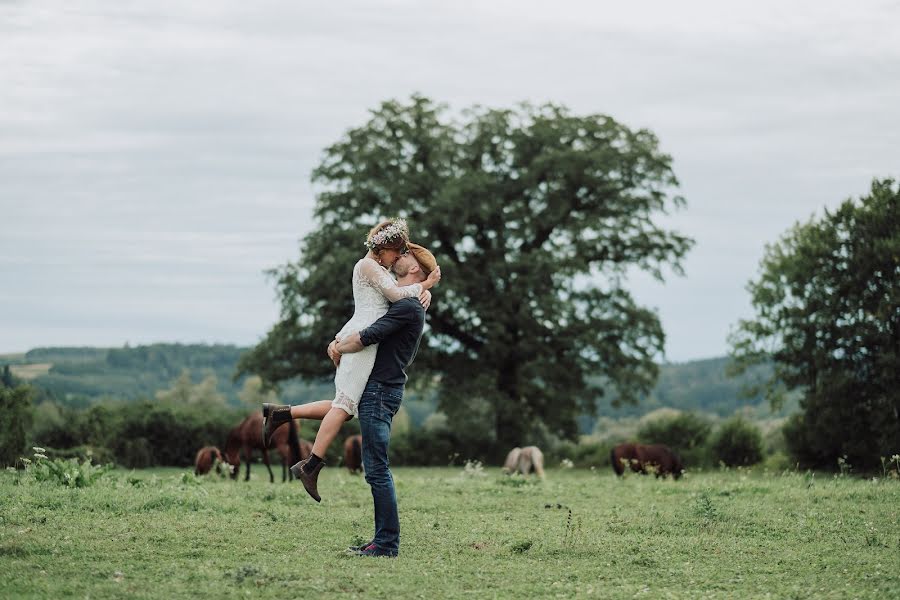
[262,218,440,500]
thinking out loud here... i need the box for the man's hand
[327,340,342,368]
[335,332,365,355]
[418,289,432,311]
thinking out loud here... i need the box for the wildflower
[32,447,46,453]
[34,453,48,460]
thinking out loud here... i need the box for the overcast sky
[2,1,898,361]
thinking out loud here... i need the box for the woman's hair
[365,218,409,253]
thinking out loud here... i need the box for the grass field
[1,465,898,599]
[8,363,52,380]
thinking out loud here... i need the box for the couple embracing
[261,218,441,558]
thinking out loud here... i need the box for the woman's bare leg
[289,400,332,420]
[312,407,351,457]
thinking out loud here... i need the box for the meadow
[1,464,898,599]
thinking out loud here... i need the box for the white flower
[32,447,46,453]
[365,218,409,249]
[34,453,48,460]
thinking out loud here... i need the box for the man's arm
[334,301,417,355]
[334,333,364,355]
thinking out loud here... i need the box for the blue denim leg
[357,382,403,556]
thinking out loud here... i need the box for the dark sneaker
[352,543,398,558]
[262,403,292,448]
[290,457,324,502]
[346,540,373,553]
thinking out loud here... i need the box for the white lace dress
[331,257,423,417]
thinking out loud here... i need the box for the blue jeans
[357,381,403,556]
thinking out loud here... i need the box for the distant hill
[5,344,330,409]
[2,344,789,423]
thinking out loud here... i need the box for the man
[264,243,436,557]
[326,242,436,557]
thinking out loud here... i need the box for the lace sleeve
[359,258,423,302]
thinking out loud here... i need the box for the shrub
[549,437,623,469]
[0,386,33,466]
[710,417,763,466]
[636,411,712,466]
[31,399,243,468]
[22,447,111,488]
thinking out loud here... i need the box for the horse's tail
[287,417,301,466]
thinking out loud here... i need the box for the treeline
[13,344,331,409]
[8,344,777,421]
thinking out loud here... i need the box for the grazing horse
[503,446,546,478]
[611,442,683,479]
[194,446,223,476]
[223,413,310,482]
[344,434,362,473]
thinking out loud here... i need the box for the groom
[316,242,437,557]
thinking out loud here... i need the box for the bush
[0,386,33,466]
[390,427,461,466]
[553,439,619,469]
[30,399,243,468]
[636,411,712,466]
[22,447,111,488]
[710,417,763,466]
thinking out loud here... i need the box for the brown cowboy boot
[290,457,325,503]
[261,403,292,448]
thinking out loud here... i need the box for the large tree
[239,95,693,452]
[729,179,900,469]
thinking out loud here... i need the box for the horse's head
[222,447,240,479]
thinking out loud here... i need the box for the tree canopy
[238,95,693,452]
[729,178,900,469]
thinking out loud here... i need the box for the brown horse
[194,446,223,476]
[344,434,362,473]
[223,413,310,482]
[611,442,683,479]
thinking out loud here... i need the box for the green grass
[1,466,898,599]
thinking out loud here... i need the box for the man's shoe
[346,540,373,553]
[261,403,292,448]
[290,457,324,503]
[352,543,397,558]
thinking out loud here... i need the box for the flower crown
[364,218,409,250]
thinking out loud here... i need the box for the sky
[2,1,899,361]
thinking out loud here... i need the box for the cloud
[2,0,899,358]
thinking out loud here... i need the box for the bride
[262,218,440,500]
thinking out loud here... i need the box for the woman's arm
[359,258,423,302]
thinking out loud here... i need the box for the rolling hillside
[1,344,788,424]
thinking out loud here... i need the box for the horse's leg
[262,448,274,483]
[243,444,251,481]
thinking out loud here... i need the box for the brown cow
[344,435,363,473]
[194,446,224,476]
[611,442,683,479]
